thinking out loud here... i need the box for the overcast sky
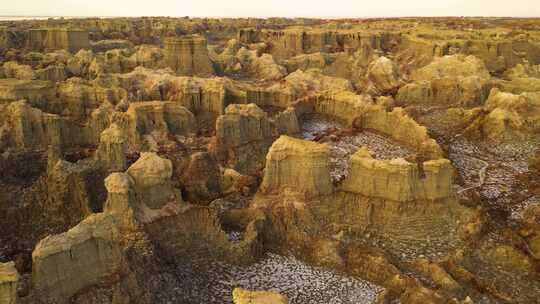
[2,0,540,18]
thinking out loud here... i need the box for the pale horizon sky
[2,0,540,18]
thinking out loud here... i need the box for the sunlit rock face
[214,103,274,174]
[28,28,91,53]
[31,213,124,302]
[3,16,540,304]
[0,262,19,304]
[233,288,288,304]
[341,147,453,202]
[260,135,333,199]
[164,35,215,77]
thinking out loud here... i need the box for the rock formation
[464,88,540,141]
[260,135,333,198]
[31,214,124,302]
[366,56,401,94]
[28,28,90,53]
[341,147,453,202]
[0,262,19,304]
[215,103,274,174]
[2,16,540,304]
[126,152,179,208]
[397,55,491,107]
[164,35,215,77]
[232,288,288,304]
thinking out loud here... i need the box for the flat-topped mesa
[341,147,453,202]
[164,35,215,77]
[0,262,19,304]
[28,28,90,53]
[31,213,124,303]
[260,135,333,199]
[214,103,274,174]
[245,28,400,61]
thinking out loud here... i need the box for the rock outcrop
[260,136,333,199]
[164,35,214,77]
[341,147,453,202]
[31,213,124,302]
[181,152,223,203]
[125,101,196,149]
[215,103,274,174]
[126,152,180,208]
[0,262,19,304]
[397,55,491,107]
[366,56,401,94]
[95,123,128,172]
[1,101,63,150]
[232,288,288,304]
[28,28,90,53]
[463,88,540,141]
[235,47,286,80]
[0,79,55,106]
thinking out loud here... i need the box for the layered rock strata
[0,262,19,304]
[28,28,90,53]
[341,147,453,202]
[232,288,289,304]
[164,35,215,77]
[214,103,274,174]
[260,135,333,199]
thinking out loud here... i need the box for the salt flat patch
[174,253,382,304]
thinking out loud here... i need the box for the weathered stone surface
[341,147,453,202]
[217,104,272,148]
[181,152,223,203]
[0,79,54,106]
[359,107,443,159]
[111,67,236,115]
[215,103,274,174]
[28,28,90,53]
[2,61,34,80]
[32,213,123,302]
[1,101,63,150]
[397,55,491,107]
[271,107,300,135]
[236,47,286,80]
[366,56,400,94]
[464,88,540,141]
[125,101,195,149]
[129,45,165,69]
[0,262,19,304]
[126,152,178,208]
[232,288,288,304]
[260,136,332,198]
[164,35,214,77]
[3,16,540,304]
[91,39,133,53]
[96,123,127,172]
[55,77,125,119]
[66,49,94,77]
